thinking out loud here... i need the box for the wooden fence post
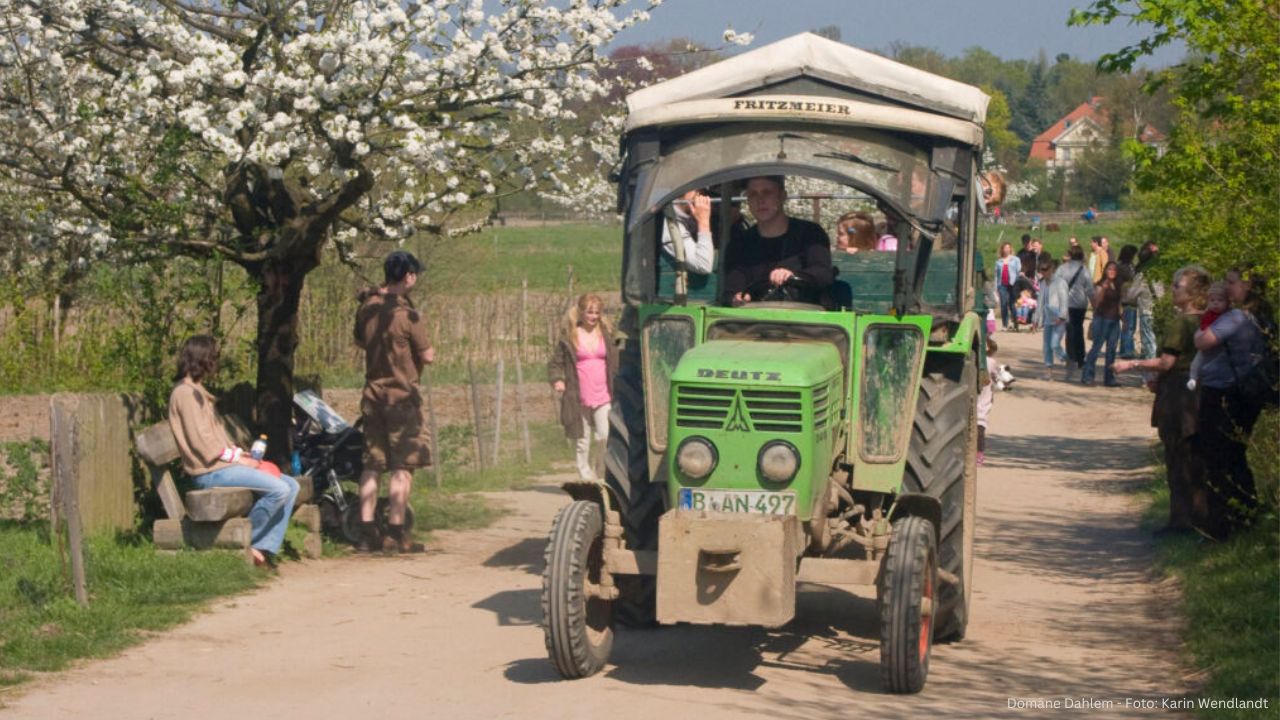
[491,356,505,467]
[50,398,88,608]
[467,359,487,472]
[423,367,443,489]
[516,278,532,464]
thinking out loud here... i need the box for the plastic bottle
[250,434,268,461]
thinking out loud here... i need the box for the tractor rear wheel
[604,338,664,626]
[542,500,614,679]
[904,353,977,641]
[878,514,938,693]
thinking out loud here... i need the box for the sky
[613,0,1185,68]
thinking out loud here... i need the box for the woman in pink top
[548,294,618,480]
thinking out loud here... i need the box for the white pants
[576,403,610,480]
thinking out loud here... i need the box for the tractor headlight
[758,440,800,484]
[676,437,718,479]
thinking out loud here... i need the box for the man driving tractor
[722,175,836,306]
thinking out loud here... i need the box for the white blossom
[0,0,731,269]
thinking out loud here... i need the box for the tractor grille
[812,383,829,432]
[742,390,803,432]
[675,386,805,433]
[674,386,733,429]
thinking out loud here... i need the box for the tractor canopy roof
[624,33,990,146]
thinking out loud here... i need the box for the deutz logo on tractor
[723,394,751,433]
[697,368,782,381]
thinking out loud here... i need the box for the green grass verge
[0,525,262,679]
[0,419,570,687]
[1142,458,1280,718]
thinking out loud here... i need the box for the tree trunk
[254,256,316,465]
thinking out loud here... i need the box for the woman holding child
[1190,270,1269,535]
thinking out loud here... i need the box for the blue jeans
[998,284,1014,327]
[1120,306,1138,356]
[1042,321,1067,367]
[1139,311,1157,360]
[1081,317,1120,384]
[193,466,299,554]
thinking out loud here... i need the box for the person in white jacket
[661,188,715,274]
[1037,258,1070,380]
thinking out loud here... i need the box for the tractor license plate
[678,488,796,515]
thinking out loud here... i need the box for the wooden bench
[136,421,321,562]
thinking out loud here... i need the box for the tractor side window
[921,198,965,308]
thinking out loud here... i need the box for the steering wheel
[738,276,825,311]
[745,276,802,303]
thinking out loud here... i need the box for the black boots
[382,523,424,554]
[353,521,380,553]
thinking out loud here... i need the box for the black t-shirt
[722,218,835,303]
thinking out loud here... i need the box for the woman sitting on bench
[168,335,299,568]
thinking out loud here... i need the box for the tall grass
[0,525,261,684]
[1144,408,1280,718]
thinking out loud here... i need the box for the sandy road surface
[1,329,1192,719]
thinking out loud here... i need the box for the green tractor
[542,33,993,694]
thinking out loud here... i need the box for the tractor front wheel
[878,514,938,694]
[542,501,615,679]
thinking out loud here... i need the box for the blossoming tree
[0,0,666,454]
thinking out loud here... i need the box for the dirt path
[1,329,1192,719]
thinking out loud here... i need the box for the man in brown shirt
[353,251,435,552]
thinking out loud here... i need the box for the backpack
[1227,315,1279,407]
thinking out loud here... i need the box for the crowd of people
[990,233,1160,387]
[160,182,1273,560]
[989,233,1275,538]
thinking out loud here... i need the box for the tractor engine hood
[671,340,841,389]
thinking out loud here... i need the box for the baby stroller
[1011,274,1039,330]
[292,390,415,543]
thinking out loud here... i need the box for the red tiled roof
[1138,124,1167,144]
[1028,97,1107,162]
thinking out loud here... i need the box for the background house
[1028,97,1107,171]
[1028,96,1168,171]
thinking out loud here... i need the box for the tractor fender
[888,492,942,541]
[560,480,620,516]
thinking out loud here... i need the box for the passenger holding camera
[661,188,716,274]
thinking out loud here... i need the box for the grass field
[1141,448,1280,719]
[422,223,623,294]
